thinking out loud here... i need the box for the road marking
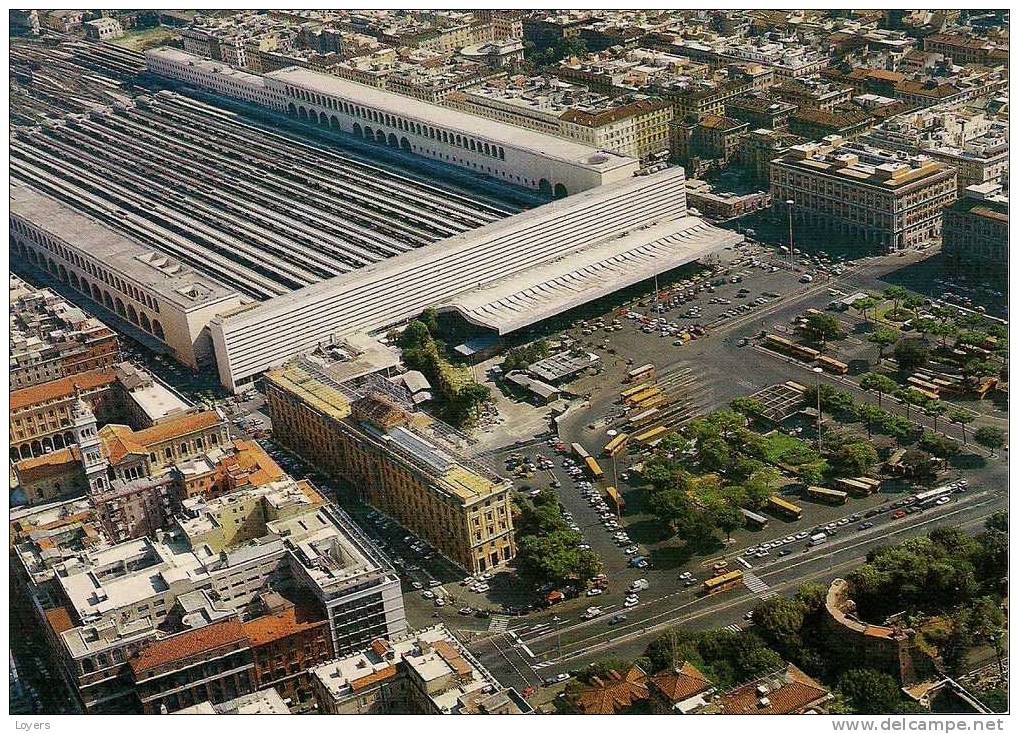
[519,644,535,659]
[742,570,770,594]
[489,615,510,633]
[722,624,743,633]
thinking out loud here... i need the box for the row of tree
[514,489,601,587]
[396,311,492,427]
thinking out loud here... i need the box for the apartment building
[10,368,119,460]
[264,358,515,574]
[24,481,403,712]
[311,625,531,714]
[447,75,672,161]
[771,137,957,251]
[941,183,1008,277]
[10,286,120,390]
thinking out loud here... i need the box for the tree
[974,426,1005,456]
[893,338,929,372]
[698,436,731,473]
[851,296,877,324]
[868,327,899,361]
[803,312,845,346]
[859,372,898,407]
[918,432,959,459]
[398,320,432,350]
[883,285,908,317]
[832,442,879,476]
[968,596,1007,679]
[419,307,440,336]
[896,388,927,421]
[922,399,947,433]
[857,403,886,439]
[837,669,907,714]
[730,396,765,418]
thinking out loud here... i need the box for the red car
[891,510,907,519]
[522,686,537,698]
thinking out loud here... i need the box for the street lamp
[552,615,562,661]
[813,366,823,450]
[786,199,795,264]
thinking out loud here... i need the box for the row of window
[285,85,508,161]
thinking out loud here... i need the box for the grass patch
[110,27,177,52]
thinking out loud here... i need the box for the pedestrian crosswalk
[488,615,510,633]
[532,660,557,670]
[722,623,743,633]
[742,570,770,594]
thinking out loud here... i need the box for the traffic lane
[475,494,1004,684]
[504,490,1001,653]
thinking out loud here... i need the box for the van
[629,578,649,592]
[808,533,827,546]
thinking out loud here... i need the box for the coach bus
[741,507,769,530]
[834,477,878,497]
[767,495,803,520]
[627,363,656,384]
[703,570,744,595]
[571,442,590,460]
[603,433,629,458]
[806,486,849,505]
[634,426,669,447]
[817,355,848,375]
[584,456,605,481]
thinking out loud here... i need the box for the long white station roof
[443,216,743,334]
[212,168,742,388]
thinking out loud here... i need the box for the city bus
[634,426,669,447]
[603,433,629,458]
[817,355,848,375]
[741,507,769,530]
[767,495,803,520]
[620,383,651,401]
[584,456,605,481]
[834,477,877,497]
[914,486,953,506]
[626,408,659,430]
[571,442,590,460]
[806,486,849,505]
[635,393,669,410]
[703,570,744,595]
[606,486,625,514]
[624,387,661,406]
[627,363,656,384]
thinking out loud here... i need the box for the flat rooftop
[10,184,239,312]
[266,66,636,169]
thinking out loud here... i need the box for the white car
[472,583,490,593]
[434,598,446,607]
[422,590,435,599]
[586,588,604,596]
[624,596,639,608]
[936,496,951,505]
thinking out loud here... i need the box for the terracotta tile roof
[45,605,75,635]
[576,666,649,715]
[14,447,80,482]
[370,638,392,657]
[99,424,147,465]
[434,639,473,679]
[716,665,828,715]
[10,369,117,412]
[649,661,713,702]
[130,619,247,675]
[131,410,223,447]
[98,411,223,465]
[222,439,285,487]
[242,605,327,648]
[349,664,398,692]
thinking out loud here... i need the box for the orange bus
[703,570,744,595]
[767,495,803,520]
[584,456,605,481]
